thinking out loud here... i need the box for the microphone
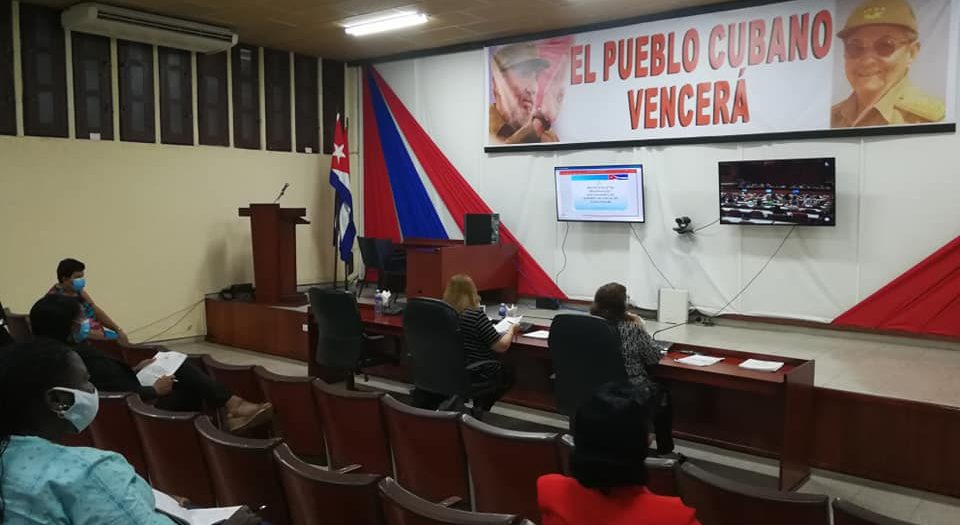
[273,183,290,203]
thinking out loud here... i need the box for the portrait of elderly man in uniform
[489,43,560,144]
[831,0,946,128]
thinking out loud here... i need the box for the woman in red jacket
[538,383,701,525]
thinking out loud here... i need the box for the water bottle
[374,290,383,315]
[498,303,507,319]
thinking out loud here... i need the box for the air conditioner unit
[62,3,238,54]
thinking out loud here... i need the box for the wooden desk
[402,240,518,301]
[312,305,814,491]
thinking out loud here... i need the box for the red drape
[362,69,402,243]
[833,235,960,338]
[369,67,567,299]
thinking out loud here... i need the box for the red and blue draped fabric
[362,67,567,299]
[833,235,960,338]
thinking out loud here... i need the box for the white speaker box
[658,289,689,324]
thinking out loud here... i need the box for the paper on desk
[739,359,784,372]
[524,330,550,339]
[154,489,242,525]
[494,316,523,334]
[675,354,724,367]
[136,351,187,387]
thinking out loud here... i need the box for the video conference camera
[673,216,694,235]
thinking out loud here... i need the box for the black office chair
[308,287,396,389]
[403,298,502,414]
[357,237,406,297]
[357,237,381,297]
[547,314,628,417]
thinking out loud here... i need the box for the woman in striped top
[443,274,517,414]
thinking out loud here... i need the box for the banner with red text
[484,0,958,149]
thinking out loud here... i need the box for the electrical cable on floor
[126,299,206,335]
[652,225,798,341]
[140,300,205,344]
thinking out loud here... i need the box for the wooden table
[311,305,815,491]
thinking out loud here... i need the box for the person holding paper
[590,282,676,456]
[46,258,131,345]
[29,295,273,432]
[0,340,262,524]
[424,274,516,415]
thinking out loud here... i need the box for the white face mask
[50,387,99,432]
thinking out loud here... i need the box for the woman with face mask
[0,340,263,524]
[47,258,129,345]
[30,295,273,432]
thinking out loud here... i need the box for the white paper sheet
[523,330,550,339]
[494,316,523,334]
[154,490,242,525]
[136,351,187,387]
[675,354,724,367]
[739,359,784,372]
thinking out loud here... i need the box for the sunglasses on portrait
[844,37,915,59]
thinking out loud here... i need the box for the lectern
[239,204,309,304]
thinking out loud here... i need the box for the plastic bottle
[498,303,507,319]
[374,290,383,315]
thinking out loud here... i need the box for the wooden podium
[239,204,309,305]
[403,239,518,301]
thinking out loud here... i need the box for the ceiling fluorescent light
[342,11,428,36]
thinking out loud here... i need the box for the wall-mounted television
[719,158,835,226]
[555,164,645,223]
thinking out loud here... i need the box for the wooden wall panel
[810,388,960,498]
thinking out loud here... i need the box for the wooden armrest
[335,464,363,474]
[438,496,463,508]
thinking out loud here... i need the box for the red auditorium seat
[833,499,917,525]
[126,396,216,506]
[201,355,266,403]
[273,442,386,525]
[459,414,562,522]
[677,462,829,525]
[312,379,393,475]
[89,392,149,479]
[254,366,327,464]
[194,415,291,525]
[378,477,529,525]
[381,395,470,505]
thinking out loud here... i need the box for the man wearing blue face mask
[47,258,129,345]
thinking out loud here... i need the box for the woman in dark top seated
[538,383,701,525]
[415,274,516,414]
[591,282,676,455]
[29,295,273,432]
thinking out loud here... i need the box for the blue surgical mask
[71,278,86,293]
[74,319,91,342]
[51,386,100,432]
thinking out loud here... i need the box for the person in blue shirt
[0,339,260,524]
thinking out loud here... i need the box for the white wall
[368,50,960,322]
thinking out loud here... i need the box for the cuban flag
[329,115,356,263]
[362,67,566,299]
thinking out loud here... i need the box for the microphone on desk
[273,183,290,203]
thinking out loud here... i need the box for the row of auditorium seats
[69,353,913,525]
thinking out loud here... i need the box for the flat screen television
[719,158,836,226]
[555,164,645,223]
